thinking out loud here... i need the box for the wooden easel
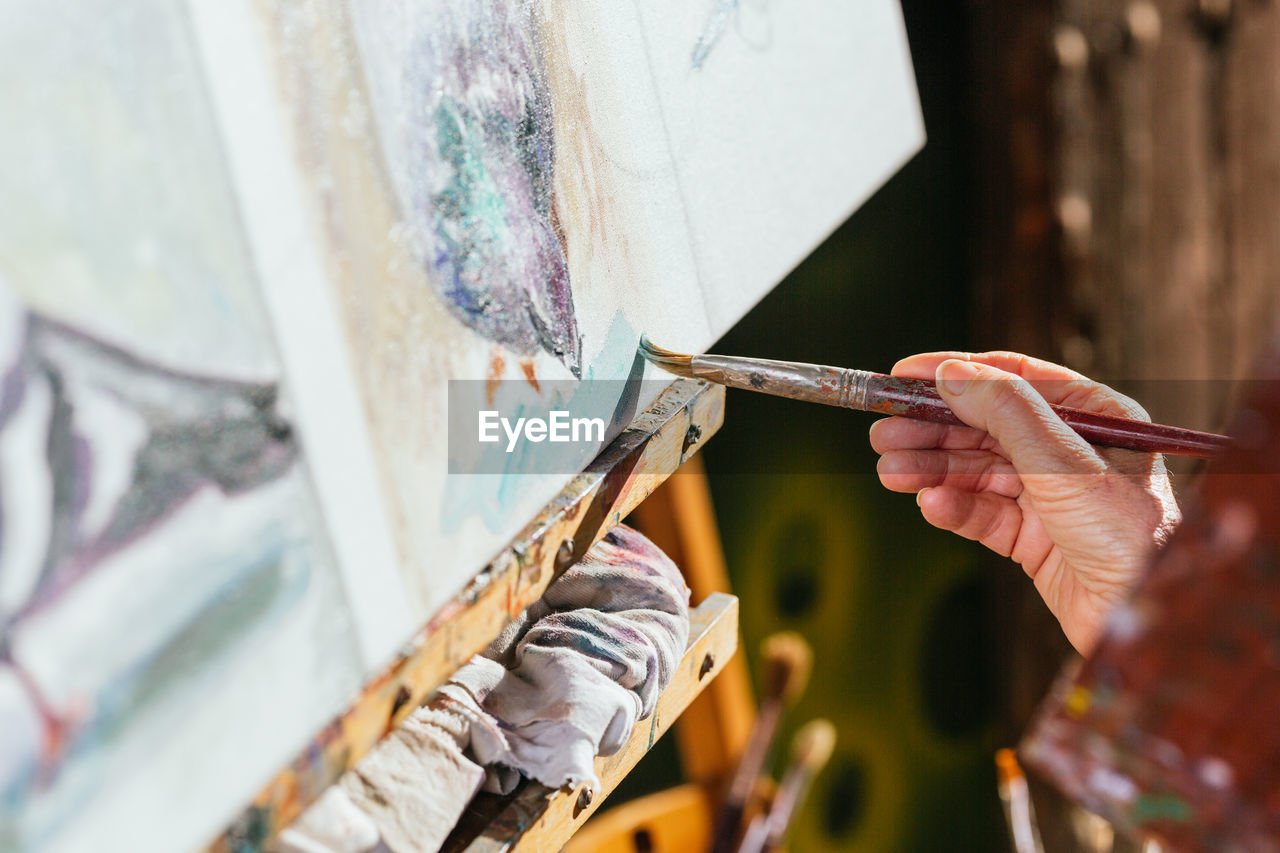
[563,454,758,853]
[208,380,752,853]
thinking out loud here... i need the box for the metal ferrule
[689,356,875,412]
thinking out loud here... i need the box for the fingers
[894,350,1083,382]
[868,416,996,455]
[878,449,1022,497]
[892,351,1147,420]
[916,486,1024,558]
[934,359,1107,479]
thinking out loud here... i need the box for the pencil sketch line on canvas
[691,0,774,70]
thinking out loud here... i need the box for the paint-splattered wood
[441,593,739,853]
[208,379,725,852]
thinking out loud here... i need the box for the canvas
[216,0,924,639]
[0,3,366,850]
[0,0,921,849]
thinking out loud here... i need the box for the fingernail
[916,487,930,507]
[938,359,980,395]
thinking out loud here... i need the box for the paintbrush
[709,632,813,853]
[996,748,1045,853]
[744,719,837,853]
[638,338,1231,458]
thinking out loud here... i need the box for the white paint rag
[276,524,690,853]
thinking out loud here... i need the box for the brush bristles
[790,719,837,774]
[637,336,695,375]
[760,632,813,706]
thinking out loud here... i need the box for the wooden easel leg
[627,455,755,788]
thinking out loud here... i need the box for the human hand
[868,351,1181,654]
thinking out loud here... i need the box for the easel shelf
[210,379,728,852]
[442,593,740,852]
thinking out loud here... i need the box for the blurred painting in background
[0,0,922,850]
[0,4,364,850]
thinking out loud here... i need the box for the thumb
[935,359,1105,478]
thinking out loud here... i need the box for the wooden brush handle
[862,373,1231,459]
[679,353,1231,459]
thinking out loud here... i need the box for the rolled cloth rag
[443,524,691,794]
[276,524,690,853]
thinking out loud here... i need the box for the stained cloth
[277,524,690,853]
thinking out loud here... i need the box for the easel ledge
[208,378,728,852]
[441,593,739,852]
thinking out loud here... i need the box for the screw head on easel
[555,538,575,569]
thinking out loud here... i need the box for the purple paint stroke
[0,305,302,796]
[354,0,582,377]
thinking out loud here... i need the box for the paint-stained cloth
[276,524,690,853]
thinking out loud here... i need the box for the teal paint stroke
[352,0,581,376]
[442,311,645,533]
[1131,793,1192,825]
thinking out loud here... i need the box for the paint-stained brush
[744,719,837,853]
[709,632,813,853]
[638,338,1231,459]
[996,748,1045,853]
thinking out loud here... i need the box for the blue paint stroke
[691,0,738,69]
[442,311,642,533]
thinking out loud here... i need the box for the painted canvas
[225,0,924,628]
[0,0,921,849]
[0,3,366,851]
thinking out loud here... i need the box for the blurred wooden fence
[970,3,1280,847]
